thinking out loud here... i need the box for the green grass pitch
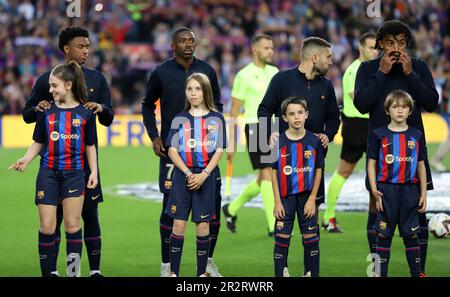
[1,144,449,277]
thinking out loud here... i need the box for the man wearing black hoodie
[354,20,438,277]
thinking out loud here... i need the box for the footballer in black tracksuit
[354,56,439,273]
[141,57,223,265]
[258,68,341,205]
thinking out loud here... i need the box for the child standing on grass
[367,89,427,277]
[9,61,98,277]
[165,73,226,277]
[271,97,324,277]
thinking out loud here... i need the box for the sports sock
[274,236,290,277]
[403,236,421,277]
[260,180,276,232]
[196,235,211,276]
[160,194,174,264]
[82,206,102,271]
[375,236,392,277]
[323,171,346,223]
[66,229,83,277]
[38,231,55,277]
[418,213,428,273]
[52,206,63,272]
[367,212,378,255]
[228,179,260,216]
[169,233,184,276]
[302,235,320,277]
[208,221,220,258]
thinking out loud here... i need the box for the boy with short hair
[271,96,324,277]
[367,89,427,277]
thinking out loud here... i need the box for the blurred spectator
[0,0,449,115]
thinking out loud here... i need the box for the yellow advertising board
[0,113,447,148]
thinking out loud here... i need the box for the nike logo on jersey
[382,143,392,148]
[49,120,58,124]
[68,189,78,194]
[92,194,100,200]
[184,128,194,132]
[308,226,316,230]
[200,214,210,219]
[281,154,290,158]
[411,226,420,231]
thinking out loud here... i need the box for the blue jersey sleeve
[215,113,227,149]
[165,116,182,149]
[366,130,379,160]
[315,139,325,169]
[32,111,46,143]
[418,132,425,161]
[85,112,97,146]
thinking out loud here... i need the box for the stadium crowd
[0,0,449,116]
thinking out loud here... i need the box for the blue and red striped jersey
[367,126,425,184]
[33,103,97,171]
[272,130,324,198]
[166,111,226,169]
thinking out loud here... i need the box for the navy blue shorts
[375,182,420,237]
[166,167,218,223]
[35,168,85,206]
[274,192,318,236]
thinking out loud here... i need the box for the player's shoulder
[408,126,423,137]
[305,130,321,144]
[344,59,361,76]
[208,110,225,120]
[359,57,381,72]
[271,67,297,82]
[373,126,388,135]
[411,57,429,70]
[82,66,107,80]
[235,63,255,76]
[35,71,51,84]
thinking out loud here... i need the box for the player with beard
[223,34,279,237]
[258,37,340,276]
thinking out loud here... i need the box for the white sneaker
[283,267,290,277]
[170,272,177,277]
[199,273,208,277]
[160,263,171,277]
[302,271,311,277]
[206,258,223,277]
[430,160,446,172]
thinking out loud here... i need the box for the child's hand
[274,201,285,220]
[8,158,29,172]
[187,172,208,190]
[304,197,316,219]
[418,194,427,213]
[87,173,98,189]
[372,189,383,212]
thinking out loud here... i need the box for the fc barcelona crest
[304,150,312,159]
[207,124,216,132]
[37,191,45,199]
[379,221,387,231]
[276,221,284,230]
[72,119,81,127]
[408,141,415,150]
[171,205,177,214]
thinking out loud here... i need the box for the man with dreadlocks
[354,20,438,277]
